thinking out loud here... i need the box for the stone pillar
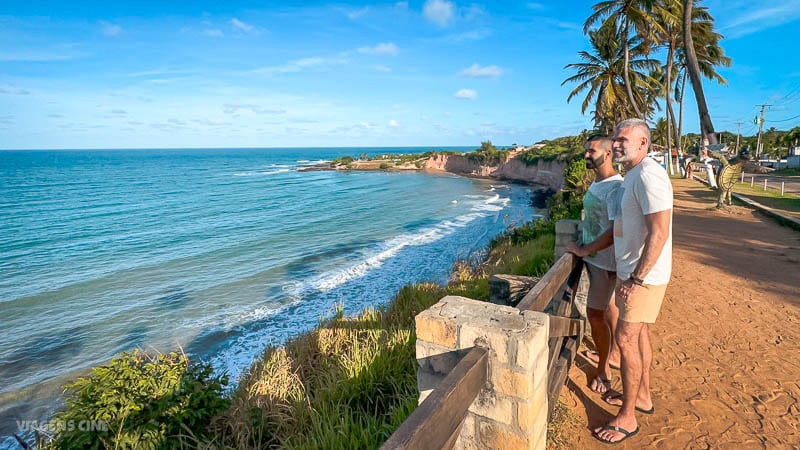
[554,219,581,259]
[415,296,549,449]
[554,219,588,319]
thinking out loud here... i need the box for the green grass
[732,181,800,215]
[771,168,800,176]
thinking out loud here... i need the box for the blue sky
[1,0,799,149]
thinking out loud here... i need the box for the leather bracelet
[630,276,645,286]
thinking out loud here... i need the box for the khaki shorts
[586,262,616,311]
[615,280,668,324]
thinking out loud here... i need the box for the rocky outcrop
[424,153,567,190]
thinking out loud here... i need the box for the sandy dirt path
[559,178,800,449]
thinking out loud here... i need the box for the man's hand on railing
[566,242,587,258]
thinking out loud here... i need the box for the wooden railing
[381,346,489,450]
[381,252,585,449]
[520,253,585,419]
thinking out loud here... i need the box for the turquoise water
[0,147,537,442]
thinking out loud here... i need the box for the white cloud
[459,63,504,78]
[223,104,287,115]
[358,42,398,56]
[0,49,88,61]
[100,21,122,37]
[423,0,455,27]
[347,7,370,20]
[230,18,254,33]
[254,56,348,75]
[527,2,545,10]
[463,4,486,21]
[444,29,491,43]
[723,3,800,38]
[203,29,224,37]
[454,88,477,100]
[373,64,392,72]
[389,119,400,128]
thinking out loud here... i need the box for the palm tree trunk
[683,0,717,145]
[665,40,675,175]
[678,68,687,152]
[622,19,644,119]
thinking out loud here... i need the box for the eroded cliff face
[424,154,567,190]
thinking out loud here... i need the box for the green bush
[379,162,391,170]
[516,134,587,165]
[331,156,355,167]
[48,350,229,449]
[465,140,509,166]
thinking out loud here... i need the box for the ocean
[0,147,538,444]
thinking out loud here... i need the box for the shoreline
[298,154,561,190]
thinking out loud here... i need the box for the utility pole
[755,104,771,160]
[735,121,743,153]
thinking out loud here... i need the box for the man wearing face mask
[566,133,623,396]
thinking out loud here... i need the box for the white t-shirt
[582,174,623,272]
[612,157,673,284]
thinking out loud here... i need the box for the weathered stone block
[516,385,547,434]
[515,311,549,370]
[468,393,515,426]
[460,413,477,442]
[491,365,534,399]
[415,310,458,348]
[489,274,540,306]
[478,421,530,449]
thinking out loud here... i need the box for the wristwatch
[630,276,645,286]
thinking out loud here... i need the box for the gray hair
[615,118,651,141]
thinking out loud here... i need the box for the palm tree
[683,0,724,144]
[653,117,668,146]
[649,0,728,154]
[563,21,657,133]
[585,0,662,119]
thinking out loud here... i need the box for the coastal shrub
[47,349,228,449]
[516,133,587,165]
[379,162,391,169]
[466,140,509,166]
[331,156,355,167]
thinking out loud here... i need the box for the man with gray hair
[594,118,673,444]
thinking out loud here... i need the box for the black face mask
[585,153,605,169]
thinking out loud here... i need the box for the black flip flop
[593,425,639,444]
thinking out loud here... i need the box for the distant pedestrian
[566,133,622,395]
[593,118,673,445]
[701,146,718,188]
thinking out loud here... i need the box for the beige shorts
[586,262,617,311]
[615,280,668,323]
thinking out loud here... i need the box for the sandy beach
[560,177,800,448]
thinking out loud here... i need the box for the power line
[766,113,800,123]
